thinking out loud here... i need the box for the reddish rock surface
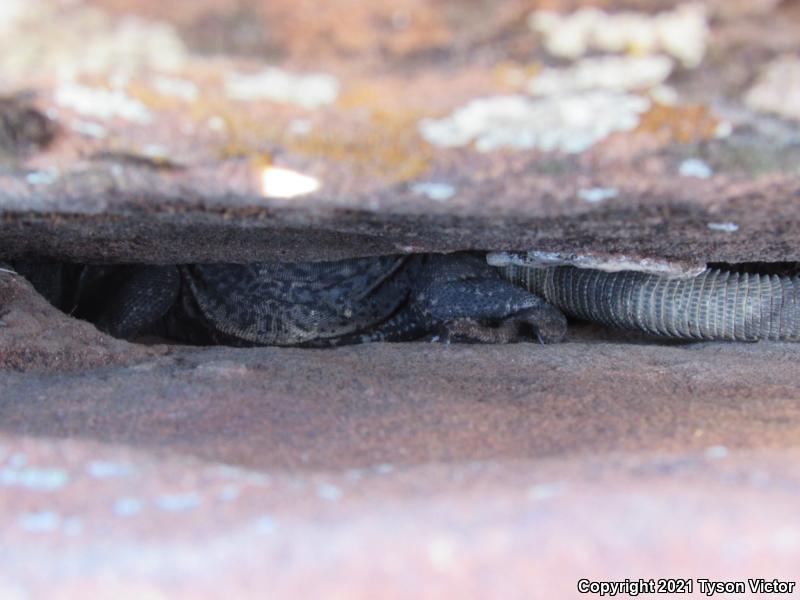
[3,337,800,595]
[1,0,800,262]
[3,0,800,596]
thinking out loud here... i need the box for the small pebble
[707,222,739,233]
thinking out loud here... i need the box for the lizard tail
[501,265,800,341]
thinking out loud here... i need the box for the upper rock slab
[2,0,800,262]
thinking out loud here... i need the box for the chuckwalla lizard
[9,254,800,345]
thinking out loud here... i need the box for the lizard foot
[431,304,567,345]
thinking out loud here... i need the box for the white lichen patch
[679,158,713,178]
[55,84,153,124]
[86,460,135,480]
[113,497,144,518]
[704,445,729,459]
[260,166,321,198]
[0,465,69,491]
[528,56,673,96]
[529,3,708,68]
[316,483,343,502]
[18,511,61,533]
[528,481,568,501]
[152,75,199,102]
[578,187,618,204]
[25,170,59,186]
[707,222,739,233]
[254,515,278,535]
[70,120,108,139]
[0,0,187,79]
[419,92,650,153]
[746,56,800,122]
[487,250,707,279]
[156,492,202,512]
[219,485,241,503]
[288,118,313,136]
[18,511,81,535]
[226,68,340,109]
[411,181,456,202]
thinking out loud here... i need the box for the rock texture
[3,0,800,596]
[1,0,800,263]
[3,340,800,595]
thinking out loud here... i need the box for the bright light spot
[260,166,321,198]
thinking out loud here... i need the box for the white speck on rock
[62,517,83,536]
[226,68,339,109]
[152,75,198,102]
[7,453,26,469]
[219,485,240,502]
[19,511,60,533]
[714,121,733,138]
[113,497,144,517]
[289,118,313,135]
[679,158,713,179]
[419,92,650,153]
[528,481,568,501]
[55,83,152,124]
[142,144,170,160]
[0,466,69,491]
[578,187,618,204]
[254,515,278,535]
[156,492,202,512]
[704,445,729,459]
[427,536,459,572]
[316,483,343,502]
[411,181,456,202]
[207,116,227,132]
[70,120,108,138]
[528,55,673,96]
[25,171,58,186]
[86,460,135,479]
[707,222,739,233]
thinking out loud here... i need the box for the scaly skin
[10,254,567,346]
[15,255,799,344]
[499,264,800,341]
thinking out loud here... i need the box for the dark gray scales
[12,255,800,345]
[11,254,566,346]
